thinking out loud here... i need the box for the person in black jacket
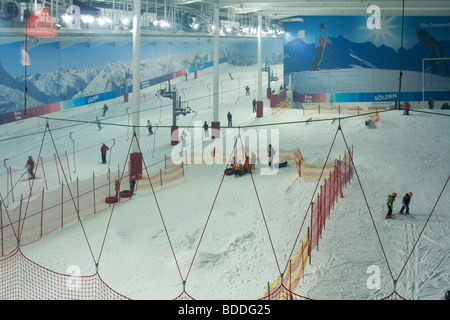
[227,112,232,127]
[130,176,136,195]
[399,192,413,215]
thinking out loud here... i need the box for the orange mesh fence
[138,163,185,190]
[0,248,129,300]
[261,230,309,300]
[302,104,371,117]
[0,170,122,257]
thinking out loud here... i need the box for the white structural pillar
[213,4,219,123]
[211,4,221,137]
[130,0,143,180]
[257,13,263,102]
[255,13,264,118]
[132,0,141,151]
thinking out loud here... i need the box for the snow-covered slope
[1,63,449,300]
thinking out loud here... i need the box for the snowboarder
[26,156,35,179]
[399,192,413,215]
[311,23,333,71]
[252,99,257,112]
[130,176,136,195]
[203,121,209,137]
[101,143,109,164]
[386,192,397,219]
[96,117,102,130]
[147,120,153,135]
[227,112,232,127]
[245,86,250,96]
[102,104,108,116]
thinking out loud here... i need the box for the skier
[227,112,232,127]
[26,156,35,179]
[399,192,413,215]
[252,99,257,112]
[147,120,153,135]
[96,117,102,130]
[101,143,109,164]
[102,104,108,116]
[386,192,397,219]
[268,144,276,168]
[229,72,233,80]
[181,130,187,148]
[130,176,136,195]
[311,23,333,71]
[203,121,209,137]
[245,86,250,96]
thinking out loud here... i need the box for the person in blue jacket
[311,23,334,71]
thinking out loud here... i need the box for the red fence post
[40,188,44,238]
[65,151,72,182]
[40,157,48,190]
[54,153,61,185]
[61,182,64,228]
[9,167,14,202]
[1,200,3,256]
[93,172,96,214]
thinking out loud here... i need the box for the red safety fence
[310,148,353,252]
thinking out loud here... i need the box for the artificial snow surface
[1,64,449,300]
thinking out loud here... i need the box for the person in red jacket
[26,156,35,179]
[101,143,109,164]
[311,23,334,71]
[403,101,410,115]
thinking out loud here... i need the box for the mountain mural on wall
[284,35,450,74]
[0,50,220,114]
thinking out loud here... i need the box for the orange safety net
[302,104,371,116]
[261,230,309,300]
[137,163,185,190]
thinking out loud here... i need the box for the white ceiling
[171,0,450,19]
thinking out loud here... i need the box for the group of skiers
[229,153,256,178]
[386,192,413,219]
